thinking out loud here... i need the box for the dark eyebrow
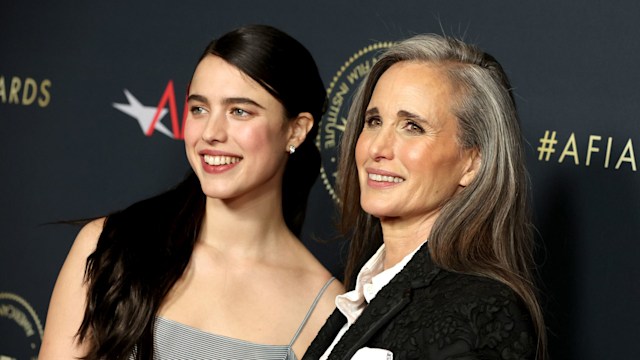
[186,95,265,110]
[398,110,424,121]
[366,108,430,123]
[187,94,208,103]
[398,110,431,125]
[222,97,265,109]
[365,107,379,117]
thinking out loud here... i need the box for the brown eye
[364,116,382,128]
[403,120,425,134]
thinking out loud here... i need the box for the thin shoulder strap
[288,277,336,346]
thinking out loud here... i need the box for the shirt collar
[335,240,427,324]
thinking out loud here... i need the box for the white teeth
[203,155,241,166]
[368,173,404,183]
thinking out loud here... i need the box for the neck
[379,211,438,269]
[198,187,292,259]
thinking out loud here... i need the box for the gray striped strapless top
[146,277,335,360]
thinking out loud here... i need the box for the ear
[286,112,314,148]
[459,148,481,187]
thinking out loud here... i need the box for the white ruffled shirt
[319,241,426,360]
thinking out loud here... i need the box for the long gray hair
[338,34,546,359]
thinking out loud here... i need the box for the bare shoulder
[290,240,345,302]
[38,218,105,359]
[293,265,344,358]
[290,266,344,357]
[281,237,345,323]
[292,244,345,305]
[313,275,344,321]
[74,218,105,251]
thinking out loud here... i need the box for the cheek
[354,132,369,165]
[401,144,432,176]
[354,134,370,183]
[183,120,201,171]
[235,123,282,153]
[409,147,464,192]
[183,117,202,146]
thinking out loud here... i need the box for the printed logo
[113,80,187,139]
[536,130,638,171]
[316,42,393,201]
[0,75,52,108]
[0,292,43,359]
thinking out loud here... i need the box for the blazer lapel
[303,309,347,359]
[328,243,440,360]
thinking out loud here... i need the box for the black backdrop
[2,1,639,358]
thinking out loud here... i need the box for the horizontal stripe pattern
[131,278,335,359]
[152,317,294,360]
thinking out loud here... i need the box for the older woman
[303,35,547,360]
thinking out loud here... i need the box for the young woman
[39,24,343,360]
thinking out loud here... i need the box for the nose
[201,112,228,144]
[367,126,394,161]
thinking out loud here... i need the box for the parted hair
[77,24,326,360]
[338,34,547,359]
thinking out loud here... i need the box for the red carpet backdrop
[2,1,639,358]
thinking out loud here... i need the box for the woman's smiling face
[355,61,476,223]
[184,55,292,202]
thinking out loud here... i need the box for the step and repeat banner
[2,1,639,358]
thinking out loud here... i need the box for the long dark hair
[77,25,326,359]
[338,34,547,359]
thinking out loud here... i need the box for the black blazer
[303,244,536,360]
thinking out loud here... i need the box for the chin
[198,184,233,200]
[361,203,395,219]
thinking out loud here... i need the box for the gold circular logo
[0,292,44,359]
[316,42,394,202]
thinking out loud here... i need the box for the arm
[364,273,536,360]
[38,218,104,359]
[419,275,537,360]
